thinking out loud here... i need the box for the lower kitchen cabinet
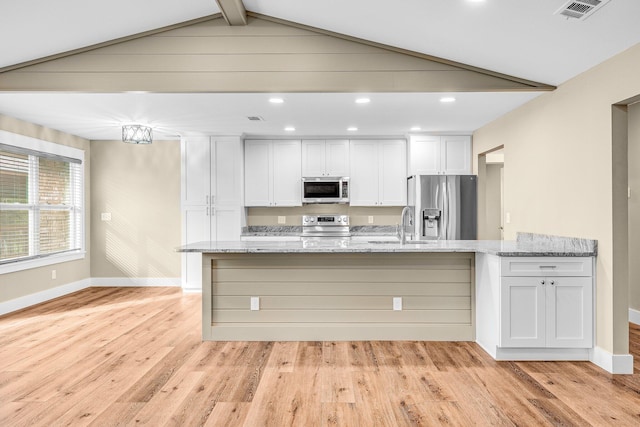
[476,254,594,360]
[501,275,592,348]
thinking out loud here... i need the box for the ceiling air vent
[554,0,610,20]
[247,116,264,121]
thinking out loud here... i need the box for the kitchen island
[178,234,597,353]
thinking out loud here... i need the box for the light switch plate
[393,297,402,311]
[101,212,111,221]
[250,297,260,311]
[368,216,374,224]
[505,212,511,224]
[278,216,286,224]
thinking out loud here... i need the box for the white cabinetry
[349,139,407,206]
[301,140,349,177]
[244,140,301,207]
[409,135,471,175]
[476,254,593,360]
[181,137,243,290]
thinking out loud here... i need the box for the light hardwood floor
[1,287,639,426]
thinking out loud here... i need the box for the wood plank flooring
[1,287,640,426]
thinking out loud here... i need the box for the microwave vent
[554,0,610,20]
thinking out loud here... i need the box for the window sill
[0,251,86,275]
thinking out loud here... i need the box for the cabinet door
[546,277,593,348]
[215,206,241,241]
[408,135,441,175]
[349,140,379,206]
[301,140,326,177]
[325,140,350,177]
[214,138,242,206]
[181,205,212,290]
[442,136,471,175]
[244,140,272,207]
[500,276,546,347]
[181,137,211,206]
[272,140,302,206]
[378,139,407,206]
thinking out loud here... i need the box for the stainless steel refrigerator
[407,175,477,240]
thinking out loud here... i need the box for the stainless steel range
[302,214,350,239]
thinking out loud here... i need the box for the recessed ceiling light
[410,126,422,131]
[269,97,284,104]
[440,96,456,103]
[347,127,358,132]
[284,126,295,132]
[355,97,371,104]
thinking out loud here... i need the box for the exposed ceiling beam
[216,0,247,26]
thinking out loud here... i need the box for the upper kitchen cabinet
[181,137,242,208]
[245,140,302,207]
[408,135,471,175]
[350,139,407,206]
[302,140,350,177]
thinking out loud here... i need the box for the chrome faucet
[398,206,413,245]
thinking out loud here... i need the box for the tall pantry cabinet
[181,136,243,290]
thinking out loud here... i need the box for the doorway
[628,100,640,326]
[478,146,504,240]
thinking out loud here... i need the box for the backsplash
[246,205,404,226]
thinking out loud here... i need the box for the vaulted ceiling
[1,0,639,140]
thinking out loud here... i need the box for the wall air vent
[247,116,264,121]
[554,0,610,20]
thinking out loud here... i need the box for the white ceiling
[1,0,639,140]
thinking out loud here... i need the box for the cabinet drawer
[500,257,592,277]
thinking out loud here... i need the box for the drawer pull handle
[539,265,557,269]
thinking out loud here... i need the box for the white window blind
[0,142,84,265]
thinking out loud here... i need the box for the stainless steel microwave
[302,177,350,204]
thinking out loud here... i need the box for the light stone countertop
[177,236,596,257]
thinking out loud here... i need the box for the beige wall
[0,114,91,303]
[473,43,640,355]
[247,205,403,227]
[629,102,640,312]
[90,140,181,278]
[0,16,546,93]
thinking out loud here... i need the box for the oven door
[302,179,343,203]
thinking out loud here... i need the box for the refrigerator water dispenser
[422,208,441,238]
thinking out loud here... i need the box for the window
[0,131,84,272]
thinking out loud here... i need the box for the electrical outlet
[393,297,402,311]
[277,216,286,224]
[101,212,111,221]
[250,297,260,311]
[505,212,511,224]
[51,270,56,280]
[368,216,374,224]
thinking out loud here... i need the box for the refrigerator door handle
[445,179,451,239]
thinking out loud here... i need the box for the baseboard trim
[590,346,634,374]
[0,278,92,316]
[629,308,640,325]
[91,277,181,287]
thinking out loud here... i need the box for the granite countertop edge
[177,240,596,257]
